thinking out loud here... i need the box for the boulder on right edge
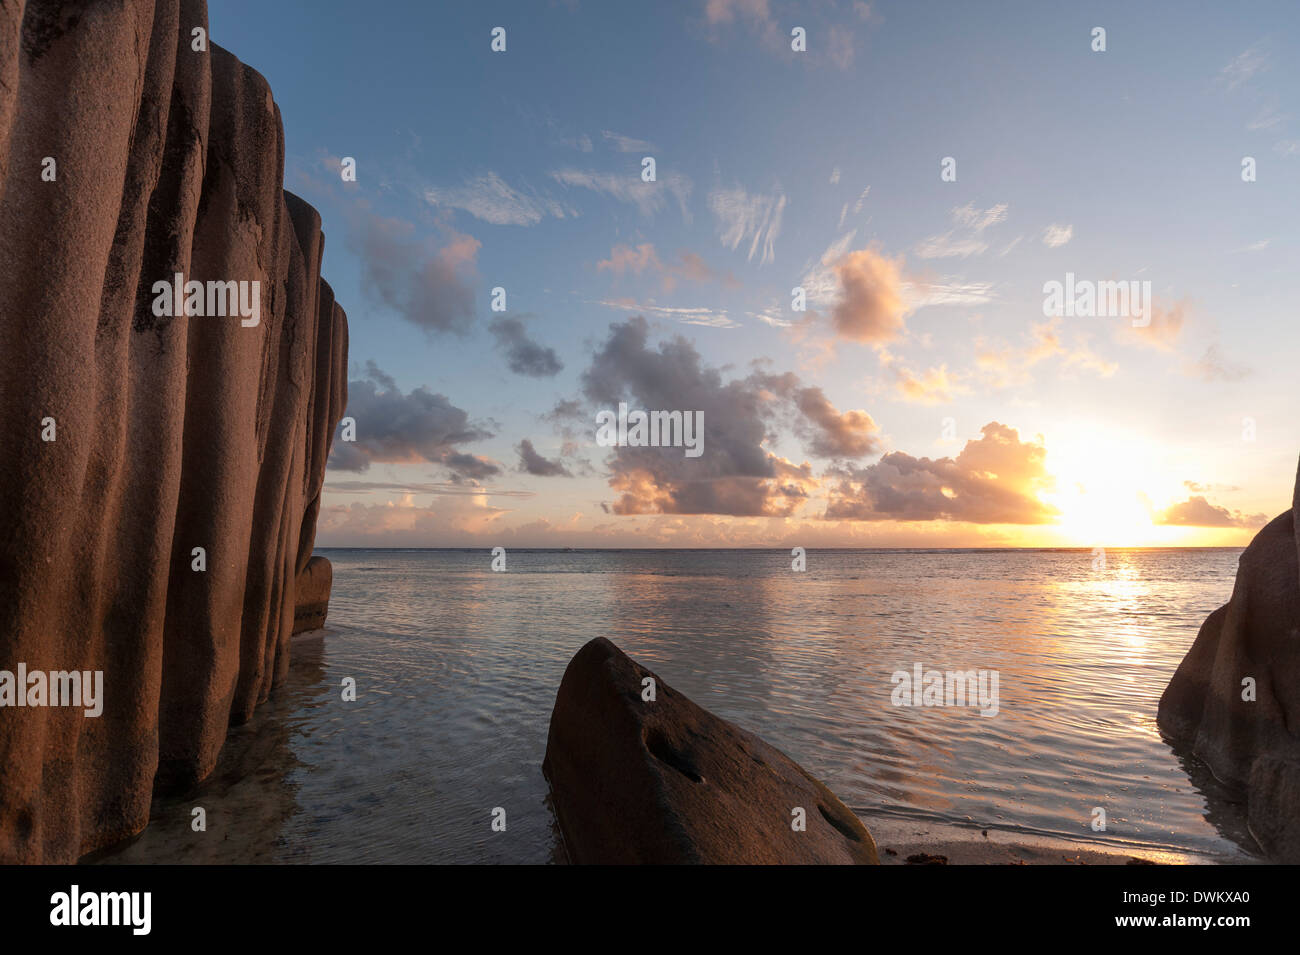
[1158,456,1300,861]
[543,637,879,864]
[292,555,333,634]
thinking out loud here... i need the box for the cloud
[574,316,875,515]
[827,26,854,69]
[1184,480,1241,494]
[792,386,880,458]
[591,298,738,328]
[887,362,963,404]
[1188,343,1250,382]
[704,0,771,25]
[1041,223,1073,248]
[905,279,996,307]
[597,243,661,276]
[327,362,497,480]
[423,172,571,226]
[597,243,734,291]
[914,203,1007,259]
[830,247,909,343]
[489,316,564,377]
[1219,44,1269,91]
[1119,300,1185,350]
[550,167,693,219]
[518,439,572,476]
[324,480,534,498]
[602,130,656,153]
[825,422,1057,524]
[1157,496,1266,528]
[976,318,1116,386]
[709,186,786,265]
[748,307,793,327]
[347,209,480,335]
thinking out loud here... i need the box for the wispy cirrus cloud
[602,129,656,153]
[914,203,1008,259]
[1218,43,1269,91]
[1041,223,1073,248]
[591,297,739,328]
[423,171,572,226]
[549,167,693,219]
[709,186,786,265]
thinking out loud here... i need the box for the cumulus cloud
[831,247,909,343]
[327,362,498,480]
[709,186,786,265]
[825,422,1057,524]
[1157,496,1267,528]
[575,317,876,515]
[347,210,480,335]
[489,316,564,377]
[517,439,572,477]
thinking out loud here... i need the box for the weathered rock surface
[292,555,333,634]
[0,0,347,862]
[543,637,879,864]
[1158,457,1300,861]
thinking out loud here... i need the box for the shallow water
[98,548,1260,864]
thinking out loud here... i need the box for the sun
[1038,424,1167,547]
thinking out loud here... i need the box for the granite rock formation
[543,637,880,864]
[1158,458,1300,861]
[292,555,333,634]
[0,0,348,862]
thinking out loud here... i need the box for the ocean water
[98,548,1261,864]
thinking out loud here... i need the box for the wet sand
[861,813,1237,865]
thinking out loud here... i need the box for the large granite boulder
[292,555,333,634]
[0,0,347,862]
[543,637,879,864]
[1158,457,1300,860]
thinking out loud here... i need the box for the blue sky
[212,0,1299,547]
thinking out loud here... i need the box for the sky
[211,0,1300,548]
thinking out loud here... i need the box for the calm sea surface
[100,548,1261,864]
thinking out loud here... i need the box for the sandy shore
[860,813,1232,865]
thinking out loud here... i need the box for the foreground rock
[0,1,347,862]
[293,556,334,634]
[1158,457,1300,861]
[543,637,879,864]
